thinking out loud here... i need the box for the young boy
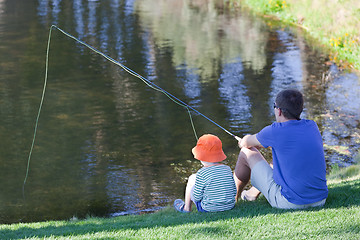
[174,134,237,212]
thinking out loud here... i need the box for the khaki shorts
[251,161,326,209]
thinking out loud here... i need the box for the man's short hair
[275,89,303,120]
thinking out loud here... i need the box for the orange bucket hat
[192,134,227,162]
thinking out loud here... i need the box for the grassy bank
[228,0,360,71]
[1,169,359,239]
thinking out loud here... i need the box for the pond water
[0,0,359,223]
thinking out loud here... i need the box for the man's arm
[236,134,262,149]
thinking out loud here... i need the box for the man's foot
[240,190,258,201]
[174,199,190,213]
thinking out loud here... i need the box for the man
[234,89,328,209]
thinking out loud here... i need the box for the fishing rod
[23,25,239,197]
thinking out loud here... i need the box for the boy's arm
[236,134,263,149]
[192,174,204,202]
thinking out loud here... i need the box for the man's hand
[236,134,262,149]
[234,136,242,143]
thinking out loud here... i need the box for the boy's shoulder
[197,164,230,175]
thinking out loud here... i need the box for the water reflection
[0,0,4,15]
[218,59,251,132]
[0,0,359,223]
[73,0,84,37]
[271,31,303,91]
[135,0,269,80]
[322,66,360,166]
[270,30,303,114]
[37,0,61,25]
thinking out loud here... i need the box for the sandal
[174,199,190,213]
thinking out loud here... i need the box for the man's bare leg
[233,150,251,201]
[234,147,267,201]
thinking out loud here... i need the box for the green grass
[228,0,360,71]
[329,165,360,182]
[1,171,359,239]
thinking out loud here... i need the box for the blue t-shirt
[256,119,328,205]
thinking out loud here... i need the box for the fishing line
[22,25,53,199]
[23,25,236,196]
[51,25,234,136]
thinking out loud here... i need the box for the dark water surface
[0,0,359,223]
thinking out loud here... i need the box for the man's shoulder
[271,119,317,127]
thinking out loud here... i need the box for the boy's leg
[184,174,196,211]
[234,147,267,201]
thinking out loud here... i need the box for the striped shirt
[193,164,236,212]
